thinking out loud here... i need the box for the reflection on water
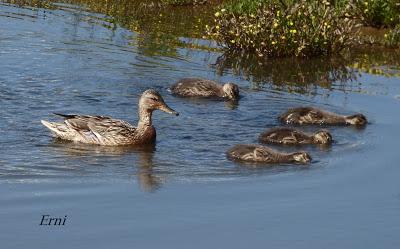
[350,48,400,77]
[3,0,218,57]
[213,52,358,94]
[1,2,400,248]
[46,140,163,191]
[213,48,400,95]
[0,1,399,188]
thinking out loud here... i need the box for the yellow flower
[274,22,278,28]
[215,12,221,17]
[281,36,286,40]
[216,25,220,30]
[289,21,294,26]
[221,8,226,13]
[384,34,388,38]
[271,41,277,45]
[290,29,297,34]
[230,40,235,44]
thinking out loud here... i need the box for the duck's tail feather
[53,113,76,119]
[41,120,71,138]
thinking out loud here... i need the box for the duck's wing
[56,113,136,145]
[293,108,325,124]
[253,147,275,162]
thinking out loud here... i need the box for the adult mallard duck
[227,144,311,164]
[170,78,239,100]
[41,89,179,146]
[279,107,367,127]
[259,128,332,145]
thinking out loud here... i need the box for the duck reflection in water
[47,140,163,192]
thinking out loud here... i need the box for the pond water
[1,2,400,249]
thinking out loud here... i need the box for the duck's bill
[159,104,179,116]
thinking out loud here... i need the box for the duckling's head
[292,152,312,164]
[313,130,332,144]
[222,83,239,100]
[140,89,179,116]
[345,114,367,126]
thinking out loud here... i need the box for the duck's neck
[138,106,153,128]
[218,88,227,98]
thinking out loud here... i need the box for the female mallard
[279,107,367,126]
[227,144,311,164]
[259,128,332,145]
[41,89,179,146]
[170,78,239,100]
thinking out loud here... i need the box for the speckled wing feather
[171,78,221,97]
[303,109,325,124]
[253,147,275,162]
[55,114,136,145]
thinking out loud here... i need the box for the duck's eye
[149,97,158,101]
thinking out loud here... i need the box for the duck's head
[291,152,312,164]
[140,89,179,116]
[222,83,239,100]
[345,114,367,126]
[313,130,332,144]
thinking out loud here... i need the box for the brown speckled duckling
[279,107,367,126]
[259,128,332,145]
[227,144,311,164]
[41,89,178,146]
[170,78,239,100]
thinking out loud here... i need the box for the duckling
[227,144,311,164]
[259,128,332,145]
[41,89,179,146]
[279,107,367,126]
[170,78,239,100]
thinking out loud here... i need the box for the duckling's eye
[149,97,158,101]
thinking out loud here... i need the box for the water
[1,2,400,248]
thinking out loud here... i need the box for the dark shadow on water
[171,94,240,110]
[46,139,163,192]
[229,159,311,175]
[213,48,400,95]
[213,52,358,94]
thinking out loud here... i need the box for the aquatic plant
[351,0,400,28]
[161,0,207,5]
[384,25,400,48]
[207,0,358,57]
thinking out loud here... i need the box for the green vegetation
[384,25,400,48]
[5,0,400,56]
[352,0,400,28]
[207,0,357,57]
[161,0,207,5]
[207,0,400,57]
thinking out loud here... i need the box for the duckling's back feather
[170,78,223,97]
[259,128,313,144]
